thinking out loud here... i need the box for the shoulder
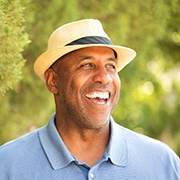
[0,128,45,175]
[0,127,51,179]
[112,119,179,158]
[121,125,177,155]
[0,128,41,161]
[123,125,179,167]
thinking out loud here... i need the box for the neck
[55,114,110,167]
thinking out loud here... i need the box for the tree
[0,0,30,95]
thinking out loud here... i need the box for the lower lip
[86,97,109,105]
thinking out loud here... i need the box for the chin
[83,115,110,130]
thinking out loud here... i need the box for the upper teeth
[86,92,109,99]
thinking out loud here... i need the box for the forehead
[51,46,117,71]
[60,46,116,61]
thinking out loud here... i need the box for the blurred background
[0,0,180,156]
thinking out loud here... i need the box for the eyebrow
[78,55,94,61]
[107,57,117,63]
[77,55,117,63]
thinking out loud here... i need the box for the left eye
[80,63,93,69]
[84,63,93,67]
[106,64,116,70]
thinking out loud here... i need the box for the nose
[92,67,113,84]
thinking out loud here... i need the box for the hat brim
[34,44,136,80]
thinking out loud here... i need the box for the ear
[44,68,58,94]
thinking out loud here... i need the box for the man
[0,19,179,179]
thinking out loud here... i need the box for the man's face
[50,46,120,130]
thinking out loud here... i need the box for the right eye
[80,63,94,69]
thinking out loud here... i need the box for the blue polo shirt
[0,114,179,179]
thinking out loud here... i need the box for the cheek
[62,74,87,97]
[114,74,121,90]
[114,75,121,100]
[69,77,83,92]
[71,72,90,89]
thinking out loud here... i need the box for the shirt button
[89,173,94,178]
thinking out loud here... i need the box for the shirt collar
[107,117,127,166]
[39,113,74,170]
[39,114,127,170]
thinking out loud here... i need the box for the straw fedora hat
[34,19,136,80]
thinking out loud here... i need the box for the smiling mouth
[85,91,110,104]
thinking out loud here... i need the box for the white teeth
[86,92,109,99]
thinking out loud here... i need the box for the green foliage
[0,0,30,95]
[0,0,180,156]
